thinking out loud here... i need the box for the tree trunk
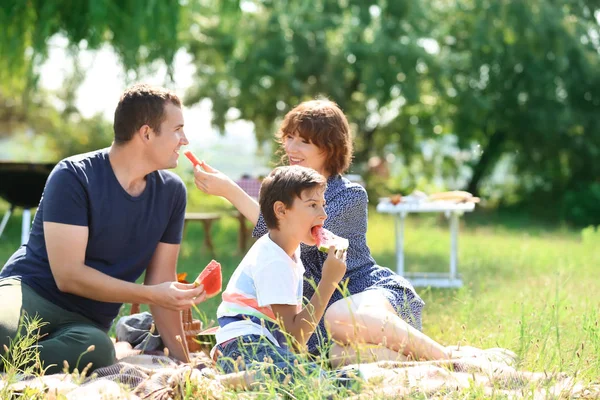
[466,130,506,195]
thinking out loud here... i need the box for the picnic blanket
[2,346,599,399]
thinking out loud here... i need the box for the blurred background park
[0,0,599,388]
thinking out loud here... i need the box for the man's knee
[50,325,115,372]
[74,326,115,370]
[0,279,26,353]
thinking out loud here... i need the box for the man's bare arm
[44,222,205,310]
[145,242,206,362]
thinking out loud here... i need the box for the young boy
[213,165,347,383]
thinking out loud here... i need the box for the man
[0,84,206,374]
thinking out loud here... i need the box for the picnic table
[376,200,476,288]
[183,212,222,257]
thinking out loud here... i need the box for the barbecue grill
[0,161,55,244]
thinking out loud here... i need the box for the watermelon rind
[317,237,349,253]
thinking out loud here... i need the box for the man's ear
[273,201,286,219]
[137,125,151,142]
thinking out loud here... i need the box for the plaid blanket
[2,346,598,399]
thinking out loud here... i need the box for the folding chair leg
[0,204,14,239]
[21,208,31,245]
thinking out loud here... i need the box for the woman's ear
[273,201,287,219]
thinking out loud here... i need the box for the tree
[4,62,113,161]
[0,0,183,135]
[183,0,436,164]
[435,0,600,198]
[183,0,600,223]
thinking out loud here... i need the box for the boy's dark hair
[260,166,327,230]
[113,83,182,144]
[276,99,353,176]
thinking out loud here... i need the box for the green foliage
[3,55,113,161]
[1,314,48,399]
[184,0,434,150]
[182,0,600,218]
[563,183,600,226]
[0,0,181,94]
[436,1,600,197]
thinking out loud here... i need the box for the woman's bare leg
[325,290,451,361]
[329,342,407,368]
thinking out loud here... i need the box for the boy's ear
[273,201,287,219]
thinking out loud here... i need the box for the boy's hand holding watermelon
[311,226,347,286]
[311,226,349,256]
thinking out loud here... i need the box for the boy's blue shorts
[215,334,323,383]
[215,334,357,389]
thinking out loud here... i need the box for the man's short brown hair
[276,99,353,176]
[259,166,327,230]
[113,83,182,144]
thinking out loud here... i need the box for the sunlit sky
[34,36,271,178]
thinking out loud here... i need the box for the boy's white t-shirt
[214,234,304,349]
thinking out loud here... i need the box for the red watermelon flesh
[194,259,222,297]
[184,150,202,167]
[310,226,349,253]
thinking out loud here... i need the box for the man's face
[149,103,188,169]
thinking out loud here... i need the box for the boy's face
[282,187,327,246]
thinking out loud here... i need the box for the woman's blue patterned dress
[253,175,424,354]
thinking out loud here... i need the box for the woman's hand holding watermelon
[149,281,207,311]
[192,161,236,198]
[190,158,261,225]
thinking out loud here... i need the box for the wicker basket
[129,303,203,353]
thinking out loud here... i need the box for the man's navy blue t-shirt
[0,149,187,329]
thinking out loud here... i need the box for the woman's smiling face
[283,132,329,178]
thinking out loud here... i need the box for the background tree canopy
[184,0,600,224]
[0,0,181,138]
[1,0,599,224]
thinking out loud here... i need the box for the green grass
[1,195,598,396]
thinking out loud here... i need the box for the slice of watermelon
[184,150,202,167]
[193,259,222,297]
[311,226,349,253]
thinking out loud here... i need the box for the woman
[193,100,451,365]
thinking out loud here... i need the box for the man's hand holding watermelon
[148,281,207,311]
[193,259,223,298]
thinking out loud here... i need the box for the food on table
[390,194,402,205]
[429,191,480,203]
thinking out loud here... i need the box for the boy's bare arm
[271,247,346,347]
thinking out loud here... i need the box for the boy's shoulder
[243,235,302,271]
